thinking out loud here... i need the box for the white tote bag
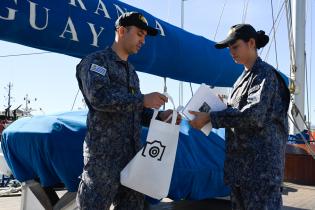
[120,108,180,199]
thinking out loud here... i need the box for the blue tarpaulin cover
[1,111,230,200]
[288,130,312,144]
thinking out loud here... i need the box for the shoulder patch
[89,64,107,76]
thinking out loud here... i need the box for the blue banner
[0,0,243,86]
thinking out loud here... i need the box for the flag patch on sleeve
[89,64,107,76]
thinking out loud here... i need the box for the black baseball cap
[115,12,158,36]
[215,24,269,49]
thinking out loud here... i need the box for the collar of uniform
[105,47,127,63]
[249,56,263,73]
[230,57,263,98]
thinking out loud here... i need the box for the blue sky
[0,0,314,125]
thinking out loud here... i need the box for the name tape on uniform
[90,64,107,76]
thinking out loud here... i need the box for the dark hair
[238,30,269,49]
[255,30,269,49]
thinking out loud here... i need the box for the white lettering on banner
[113,4,127,18]
[87,22,104,47]
[59,17,79,42]
[29,1,50,30]
[0,0,18,21]
[0,7,17,20]
[155,20,165,36]
[69,0,87,11]
[94,0,111,19]
[0,1,167,46]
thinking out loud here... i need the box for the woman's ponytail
[256,30,269,49]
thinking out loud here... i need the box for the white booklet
[182,84,227,135]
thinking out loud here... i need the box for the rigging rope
[263,6,284,61]
[270,0,279,70]
[213,0,228,41]
[241,0,250,23]
[0,51,51,58]
[71,89,80,111]
[260,0,286,57]
[305,56,310,129]
[189,83,193,97]
[289,100,315,159]
[163,77,167,110]
[303,0,313,130]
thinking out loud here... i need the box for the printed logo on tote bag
[141,140,166,161]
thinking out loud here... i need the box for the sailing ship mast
[290,0,306,134]
[4,82,13,118]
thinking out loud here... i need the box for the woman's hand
[189,111,211,130]
[158,109,182,125]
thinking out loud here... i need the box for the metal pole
[290,0,306,134]
[179,0,187,106]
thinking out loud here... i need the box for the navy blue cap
[115,12,158,36]
[215,24,269,49]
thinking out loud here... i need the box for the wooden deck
[0,182,314,210]
[147,182,315,210]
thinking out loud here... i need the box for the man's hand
[189,111,211,130]
[158,109,182,125]
[144,92,168,109]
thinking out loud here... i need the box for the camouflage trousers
[76,155,144,210]
[231,184,282,210]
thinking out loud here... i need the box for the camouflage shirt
[76,47,153,161]
[210,57,290,187]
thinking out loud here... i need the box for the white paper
[201,122,212,136]
[182,84,227,135]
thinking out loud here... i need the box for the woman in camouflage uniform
[190,24,290,210]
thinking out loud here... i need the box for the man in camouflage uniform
[190,24,290,209]
[76,12,174,210]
